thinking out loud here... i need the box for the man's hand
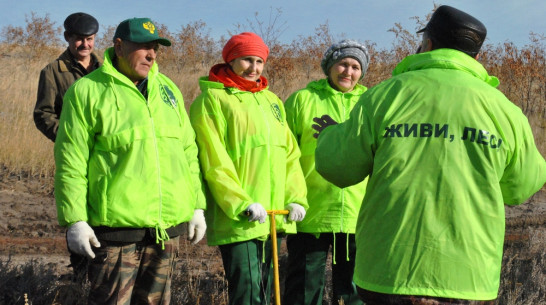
[246,203,267,223]
[188,209,207,244]
[67,221,100,259]
[286,203,306,222]
[312,115,338,138]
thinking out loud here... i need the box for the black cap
[64,12,99,36]
[417,5,486,56]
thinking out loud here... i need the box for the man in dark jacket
[33,12,101,282]
[33,12,101,142]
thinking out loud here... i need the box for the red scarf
[208,63,268,93]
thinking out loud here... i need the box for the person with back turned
[312,5,546,305]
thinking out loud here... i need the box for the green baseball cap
[114,17,171,46]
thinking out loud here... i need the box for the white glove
[287,203,306,222]
[246,203,267,223]
[67,221,100,259]
[188,209,206,244]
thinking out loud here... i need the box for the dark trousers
[357,287,496,305]
[219,238,281,305]
[283,233,363,305]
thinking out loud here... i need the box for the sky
[1,0,544,50]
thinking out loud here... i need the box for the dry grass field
[0,12,544,305]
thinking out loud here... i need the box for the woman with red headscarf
[190,32,308,305]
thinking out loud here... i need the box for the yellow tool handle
[244,209,290,217]
[268,209,289,305]
[241,209,289,304]
[267,210,289,215]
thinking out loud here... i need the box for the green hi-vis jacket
[190,76,308,246]
[315,49,546,300]
[54,48,205,241]
[285,78,368,234]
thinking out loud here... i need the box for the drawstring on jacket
[155,224,170,250]
[332,232,351,265]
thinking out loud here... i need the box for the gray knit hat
[321,39,370,80]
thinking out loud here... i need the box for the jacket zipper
[256,93,272,208]
[145,94,167,245]
[339,93,348,233]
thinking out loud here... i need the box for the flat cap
[418,5,486,56]
[64,12,99,36]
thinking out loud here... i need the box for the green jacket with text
[315,48,546,300]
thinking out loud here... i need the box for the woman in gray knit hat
[320,39,370,92]
[283,39,370,305]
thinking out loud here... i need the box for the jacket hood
[393,48,499,87]
[198,75,226,92]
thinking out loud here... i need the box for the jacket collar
[307,78,367,95]
[392,48,499,87]
[58,48,102,73]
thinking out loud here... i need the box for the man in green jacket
[34,12,102,142]
[54,17,206,305]
[313,5,546,305]
[283,40,369,305]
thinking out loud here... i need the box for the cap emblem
[143,22,155,34]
